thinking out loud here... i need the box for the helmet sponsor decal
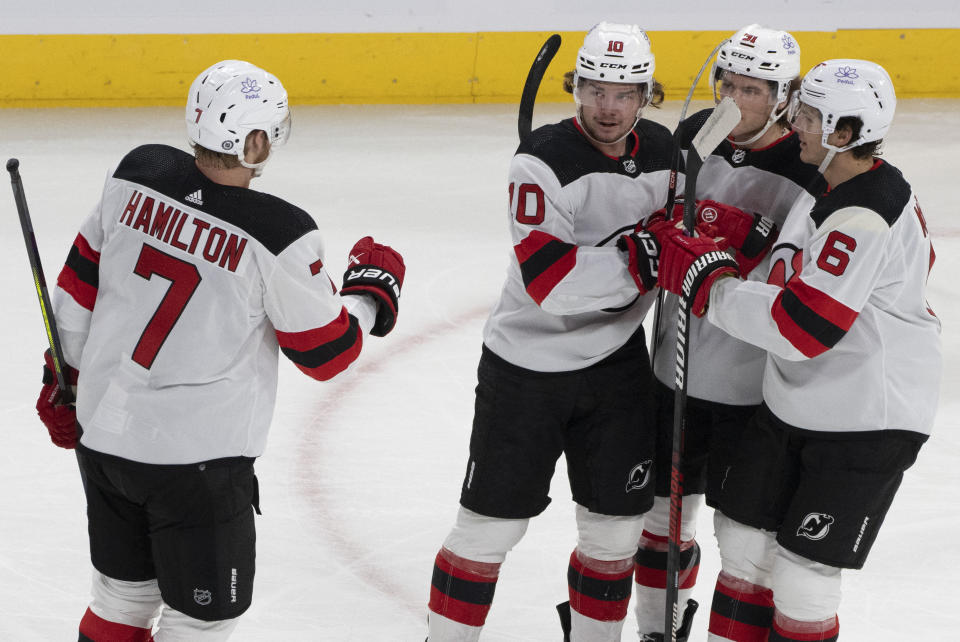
[241,77,262,99]
[834,66,859,85]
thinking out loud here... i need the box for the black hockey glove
[617,227,660,294]
[340,236,406,337]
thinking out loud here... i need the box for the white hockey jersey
[653,110,825,404]
[53,144,374,464]
[708,159,941,435]
[482,117,675,372]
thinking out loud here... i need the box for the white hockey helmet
[790,59,896,151]
[186,60,291,171]
[711,24,801,106]
[575,22,656,102]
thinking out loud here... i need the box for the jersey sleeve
[708,205,889,361]
[52,170,119,366]
[508,153,640,315]
[263,230,365,381]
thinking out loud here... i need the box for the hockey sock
[428,548,500,636]
[633,530,701,636]
[707,571,774,641]
[79,608,153,642]
[567,549,635,642]
[768,610,839,642]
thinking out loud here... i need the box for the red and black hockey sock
[633,531,701,636]
[708,571,774,642]
[768,610,839,642]
[428,549,500,627]
[79,607,153,642]
[567,550,634,622]
[633,530,701,592]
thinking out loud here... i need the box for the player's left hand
[693,200,778,275]
[653,223,739,317]
[35,349,79,449]
[340,236,406,337]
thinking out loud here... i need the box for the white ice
[1,99,957,641]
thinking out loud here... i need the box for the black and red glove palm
[340,236,406,337]
[36,349,79,449]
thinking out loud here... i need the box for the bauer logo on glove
[340,236,406,337]
[344,266,401,300]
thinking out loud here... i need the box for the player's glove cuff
[341,265,401,337]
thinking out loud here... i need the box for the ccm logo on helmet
[600,62,628,69]
[345,267,401,298]
[731,51,756,61]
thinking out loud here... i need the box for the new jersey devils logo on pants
[797,512,834,540]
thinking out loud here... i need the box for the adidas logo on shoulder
[184,189,203,206]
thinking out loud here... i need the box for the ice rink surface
[1,98,957,641]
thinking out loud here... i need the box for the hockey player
[634,25,826,640]
[654,59,941,641]
[34,60,405,641]
[426,23,674,642]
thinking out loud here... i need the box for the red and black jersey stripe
[772,277,858,358]
[514,230,577,305]
[275,308,362,381]
[57,233,101,311]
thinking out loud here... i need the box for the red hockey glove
[694,200,778,276]
[617,225,661,294]
[645,199,686,228]
[654,225,739,317]
[341,236,406,337]
[36,349,79,449]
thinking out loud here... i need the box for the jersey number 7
[131,244,202,369]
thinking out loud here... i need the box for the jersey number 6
[816,230,856,277]
[131,244,202,369]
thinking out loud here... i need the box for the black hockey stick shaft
[518,34,561,144]
[8,158,74,404]
[650,38,726,366]
[664,98,740,642]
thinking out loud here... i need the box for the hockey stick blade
[518,34,561,143]
[689,96,741,163]
[682,97,741,233]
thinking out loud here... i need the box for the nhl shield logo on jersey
[622,159,638,174]
[625,459,653,492]
[193,588,213,606]
[797,512,834,541]
[731,149,747,164]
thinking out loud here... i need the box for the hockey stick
[649,38,726,366]
[518,33,562,144]
[8,158,73,403]
[663,97,741,642]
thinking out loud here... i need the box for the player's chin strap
[239,149,272,178]
[817,133,864,175]
[727,102,789,147]
[817,149,837,174]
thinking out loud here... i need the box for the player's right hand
[652,221,739,317]
[340,236,406,337]
[36,349,79,449]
